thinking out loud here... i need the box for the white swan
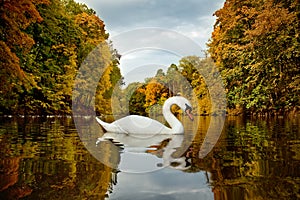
[96,96,194,134]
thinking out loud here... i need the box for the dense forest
[0,0,299,116]
[208,0,300,115]
[0,0,121,115]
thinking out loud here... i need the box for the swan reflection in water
[96,132,192,171]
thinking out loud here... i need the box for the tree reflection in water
[0,116,299,199]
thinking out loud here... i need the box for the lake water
[0,115,299,200]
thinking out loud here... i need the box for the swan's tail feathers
[96,117,125,133]
[96,117,111,131]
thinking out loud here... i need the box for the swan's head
[184,103,194,121]
[167,96,194,121]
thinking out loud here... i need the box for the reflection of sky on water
[109,169,213,200]
[119,151,163,173]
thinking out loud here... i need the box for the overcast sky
[75,0,225,85]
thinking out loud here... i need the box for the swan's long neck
[162,98,184,133]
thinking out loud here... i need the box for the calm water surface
[0,116,299,200]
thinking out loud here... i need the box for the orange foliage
[0,0,49,80]
[75,12,108,45]
[0,0,49,106]
[144,80,169,108]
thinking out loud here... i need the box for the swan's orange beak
[185,108,194,121]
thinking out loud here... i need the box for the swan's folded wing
[113,115,171,134]
[96,117,127,133]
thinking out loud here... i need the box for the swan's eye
[170,161,182,167]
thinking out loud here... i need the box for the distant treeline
[1,0,299,116]
[112,57,221,117]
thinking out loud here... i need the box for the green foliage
[129,84,147,116]
[178,56,212,115]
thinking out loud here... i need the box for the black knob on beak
[185,103,194,121]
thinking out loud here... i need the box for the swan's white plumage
[96,96,193,134]
[96,115,171,134]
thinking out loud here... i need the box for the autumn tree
[0,0,49,113]
[144,79,169,114]
[128,83,147,116]
[177,56,212,115]
[0,0,122,115]
[22,0,84,114]
[208,0,300,115]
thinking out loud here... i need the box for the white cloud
[119,49,179,85]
